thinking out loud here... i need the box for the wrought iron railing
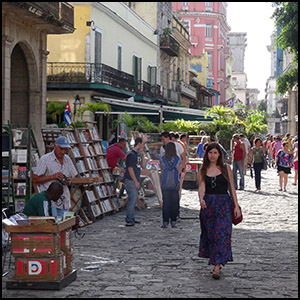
[47,62,135,92]
[159,34,180,57]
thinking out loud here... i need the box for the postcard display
[63,126,119,223]
[2,124,40,214]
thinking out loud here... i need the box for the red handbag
[232,202,243,225]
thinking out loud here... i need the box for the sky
[226,2,276,100]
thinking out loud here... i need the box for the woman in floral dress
[276,141,294,192]
[198,143,241,279]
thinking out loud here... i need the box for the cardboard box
[11,233,60,257]
[15,256,64,281]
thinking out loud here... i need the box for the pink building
[172,2,230,105]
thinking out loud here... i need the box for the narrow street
[2,167,298,298]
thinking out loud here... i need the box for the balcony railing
[12,2,74,30]
[159,34,180,57]
[47,62,135,92]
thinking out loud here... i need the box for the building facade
[172,1,231,105]
[2,2,75,153]
[47,2,160,139]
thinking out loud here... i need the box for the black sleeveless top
[205,173,229,194]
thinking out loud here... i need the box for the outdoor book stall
[4,216,76,290]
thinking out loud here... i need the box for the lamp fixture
[86,20,96,31]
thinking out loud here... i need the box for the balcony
[47,62,135,92]
[160,34,180,57]
[7,2,75,33]
[47,62,168,103]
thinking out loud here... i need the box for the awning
[94,97,214,122]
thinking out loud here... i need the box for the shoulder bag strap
[224,163,233,199]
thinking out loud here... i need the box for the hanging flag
[226,97,234,108]
[63,101,72,126]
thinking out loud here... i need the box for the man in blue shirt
[124,137,146,226]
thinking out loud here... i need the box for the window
[117,44,122,71]
[205,2,212,6]
[207,52,212,71]
[148,66,157,86]
[182,2,189,10]
[191,65,202,72]
[205,24,212,37]
[133,55,142,90]
[95,30,102,68]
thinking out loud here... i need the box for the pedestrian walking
[276,141,294,192]
[196,136,210,158]
[240,134,251,173]
[232,134,246,190]
[283,133,293,151]
[32,136,78,217]
[160,142,184,228]
[266,135,274,168]
[292,141,298,186]
[249,137,266,191]
[124,137,146,226]
[198,143,241,280]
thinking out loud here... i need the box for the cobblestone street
[2,167,298,298]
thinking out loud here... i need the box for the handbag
[224,164,243,225]
[262,155,268,170]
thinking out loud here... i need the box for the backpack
[161,156,180,190]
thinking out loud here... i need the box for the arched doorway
[10,43,30,127]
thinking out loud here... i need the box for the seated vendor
[23,182,64,217]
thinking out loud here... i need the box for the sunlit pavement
[2,167,298,298]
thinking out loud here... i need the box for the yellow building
[46,2,159,138]
[190,50,208,87]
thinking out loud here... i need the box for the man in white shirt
[240,134,251,173]
[160,131,185,162]
[32,136,78,217]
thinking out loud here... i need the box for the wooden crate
[60,228,73,252]
[14,256,64,281]
[11,233,60,257]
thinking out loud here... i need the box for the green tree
[46,101,66,126]
[272,2,298,94]
[77,102,111,118]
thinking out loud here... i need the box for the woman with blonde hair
[198,142,241,279]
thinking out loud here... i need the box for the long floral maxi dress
[198,193,233,266]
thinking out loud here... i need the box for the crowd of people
[22,129,297,281]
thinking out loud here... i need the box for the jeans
[162,189,179,224]
[124,178,138,224]
[253,162,263,189]
[232,160,244,189]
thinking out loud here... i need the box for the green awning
[109,104,159,115]
[95,97,214,123]
[163,111,212,122]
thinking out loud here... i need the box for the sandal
[211,265,221,280]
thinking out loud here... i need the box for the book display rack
[2,123,40,214]
[41,124,119,225]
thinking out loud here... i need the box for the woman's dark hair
[254,138,262,145]
[200,142,228,183]
[165,142,177,161]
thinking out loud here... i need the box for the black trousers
[162,189,179,223]
[253,162,263,189]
